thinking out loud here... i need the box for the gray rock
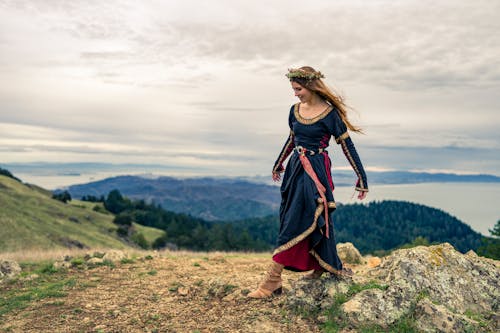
[87,257,104,265]
[369,243,499,315]
[337,242,363,264]
[102,250,127,263]
[84,251,105,260]
[414,298,477,333]
[93,251,105,259]
[0,260,22,279]
[342,287,410,326]
[53,261,72,269]
[286,243,499,332]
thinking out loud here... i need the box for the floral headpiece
[285,68,325,80]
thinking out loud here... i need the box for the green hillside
[0,175,164,252]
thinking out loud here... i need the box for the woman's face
[291,81,313,103]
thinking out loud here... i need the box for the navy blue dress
[272,103,368,272]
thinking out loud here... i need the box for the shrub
[131,232,150,249]
[113,213,133,226]
[52,191,72,203]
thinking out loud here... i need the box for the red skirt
[272,237,322,271]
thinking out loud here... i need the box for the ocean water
[334,182,500,236]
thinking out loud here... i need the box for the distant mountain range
[64,175,280,221]
[60,170,500,222]
[5,162,499,187]
[243,170,500,186]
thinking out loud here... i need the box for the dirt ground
[1,253,322,333]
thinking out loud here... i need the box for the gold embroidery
[310,249,339,273]
[273,131,295,173]
[316,198,337,209]
[335,132,350,144]
[340,139,366,189]
[272,203,323,256]
[294,103,333,125]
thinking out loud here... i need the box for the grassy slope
[0,175,163,252]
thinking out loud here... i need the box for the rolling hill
[64,175,280,221]
[0,175,164,252]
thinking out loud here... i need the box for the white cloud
[0,0,499,175]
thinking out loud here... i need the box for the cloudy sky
[1,0,499,177]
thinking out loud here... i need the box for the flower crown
[286,68,325,80]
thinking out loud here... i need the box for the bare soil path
[1,252,321,333]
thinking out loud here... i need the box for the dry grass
[0,248,272,263]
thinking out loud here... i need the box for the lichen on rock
[337,242,363,264]
[286,242,499,332]
[0,259,21,280]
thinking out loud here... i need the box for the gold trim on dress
[316,198,337,209]
[272,131,295,173]
[272,198,337,256]
[340,139,366,190]
[310,249,339,273]
[294,103,333,125]
[272,203,324,255]
[335,132,350,144]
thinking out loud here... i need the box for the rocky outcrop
[337,242,363,264]
[102,250,128,263]
[51,250,132,270]
[286,243,499,332]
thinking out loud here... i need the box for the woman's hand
[272,172,281,182]
[357,190,367,200]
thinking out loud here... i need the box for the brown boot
[303,269,325,280]
[247,261,284,298]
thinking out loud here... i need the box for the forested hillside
[96,188,484,254]
[225,201,484,254]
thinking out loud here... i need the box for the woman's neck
[302,94,324,107]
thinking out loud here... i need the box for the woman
[248,66,368,299]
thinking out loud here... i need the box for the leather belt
[294,146,324,156]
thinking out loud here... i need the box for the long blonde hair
[290,66,362,133]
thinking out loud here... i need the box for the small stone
[342,298,362,313]
[102,250,127,263]
[317,315,328,323]
[337,242,363,264]
[0,260,22,278]
[22,274,39,281]
[177,287,190,296]
[53,261,72,270]
[87,257,104,265]
[93,251,105,258]
[222,291,239,302]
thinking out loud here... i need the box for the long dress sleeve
[272,106,296,174]
[328,109,369,192]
